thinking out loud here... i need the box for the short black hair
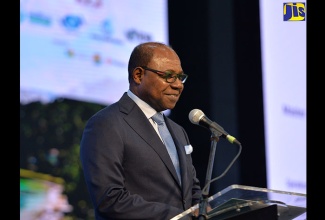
[127,42,173,82]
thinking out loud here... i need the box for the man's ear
[132,67,144,84]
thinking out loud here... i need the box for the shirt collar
[127,90,158,119]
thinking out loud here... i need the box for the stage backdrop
[259,1,306,195]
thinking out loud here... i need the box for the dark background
[168,0,266,194]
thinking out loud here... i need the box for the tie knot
[152,113,165,125]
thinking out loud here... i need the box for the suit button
[183,200,186,205]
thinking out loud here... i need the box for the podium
[171,184,306,220]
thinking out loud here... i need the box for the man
[80,42,202,219]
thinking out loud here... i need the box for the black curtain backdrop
[168,0,266,195]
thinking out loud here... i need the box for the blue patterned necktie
[152,112,181,185]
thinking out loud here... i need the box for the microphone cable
[201,142,242,196]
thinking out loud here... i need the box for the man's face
[137,47,184,112]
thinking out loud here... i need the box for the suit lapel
[119,93,181,187]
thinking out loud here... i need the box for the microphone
[189,109,241,145]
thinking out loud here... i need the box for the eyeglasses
[141,66,188,83]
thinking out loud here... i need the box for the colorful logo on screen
[283,3,305,21]
[62,15,83,30]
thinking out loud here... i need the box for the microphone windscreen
[189,109,204,124]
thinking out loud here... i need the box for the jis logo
[283,3,306,21]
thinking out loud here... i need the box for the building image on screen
[20,1,169,219]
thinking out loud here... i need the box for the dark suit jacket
[80,92,202,220]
